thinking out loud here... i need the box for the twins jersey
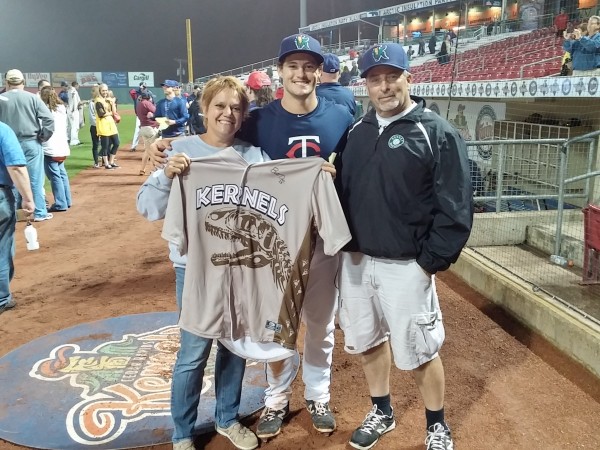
[239,97,354,161]
[162,147,351,350]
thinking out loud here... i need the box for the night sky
[0,0,403,83]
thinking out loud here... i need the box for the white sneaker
[172,438,194,450]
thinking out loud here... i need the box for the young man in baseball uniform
[150,34,354,440]
[335,43,473,450]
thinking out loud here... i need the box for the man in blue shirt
[316,53,357,117]
[563,15,600,75]
[0,121,35,315]
[154,80,189,138]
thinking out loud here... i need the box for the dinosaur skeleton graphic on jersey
[162,149,351,350]
[205,207,292,292]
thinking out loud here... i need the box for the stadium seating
[410,27,563,83]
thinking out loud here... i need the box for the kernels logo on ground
[30,325,181,445]
[388,134,404,148]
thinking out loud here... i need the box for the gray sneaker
[215,422,258,450]
[425,423,454,450]
[306,400,336,433]
[256,404,289,439]
[0,299,16,315]
[172,438,194,450]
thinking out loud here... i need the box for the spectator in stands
[340,66,351,86]
[95,83,120,170]
[186,85,201,109]
[429,34,437,54]
[245,71,273,111]
[448,29,457,47]
[350,60,359,77]
[437,38,449,65]
[40,87,71,212]
[554,7,569,39]
[418,37,426,56]
[349,47,358,60]
[316,53,356,117]
[0,69,54,222]
[563,17,600,76]
[155,80,189,138]
[407,45,415,60]
[88,84,101,168]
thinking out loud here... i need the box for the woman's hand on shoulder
[321,161,336,179]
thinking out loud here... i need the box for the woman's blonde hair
[201,76,250,127]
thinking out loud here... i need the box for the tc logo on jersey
[286,135,321,158]
[388,134,404,149]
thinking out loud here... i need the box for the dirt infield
[2,147,600,450]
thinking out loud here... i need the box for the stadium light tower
[300,0,307,28]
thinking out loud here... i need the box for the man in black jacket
[336,43,473,450]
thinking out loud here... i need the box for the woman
[94,84,120,170]
[40,86,72,212]
[137,76,264,450]
[88,84,101,168]
[438,36,449,65]
[339,66,351,86]
[136,90,159,175]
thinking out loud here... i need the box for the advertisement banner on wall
[51,72,77,87]
[128,72,154,87]
[24,73,51,88]
[76,72,102,86]
[102,72,128,88]
[427,100,506,166]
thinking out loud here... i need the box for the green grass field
[64,105,136,178]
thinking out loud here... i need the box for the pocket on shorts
[411,310,445,361]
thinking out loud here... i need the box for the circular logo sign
[388,134,405,148]
[475,105,497,160]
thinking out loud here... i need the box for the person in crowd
[429,34,437,54]
[448,29,457,47]
[316,53,356,117]
[149,33,354,442]
[339,66,351,86]
[0,121,35,315]
[155,80,189,138]
[186,84,202,109]
[350,60,360,77]
[39,87,71,212]
[554,7,569,39]
[37,79,50,96]
[58,81,69,106]
[437,37,450,65]
[563,16,600,76]
[88,84,101,168]
[137,76,267,450]
[418,37,426,56]
[335,43,473,450]
[94,83,120,170]
[136,91,159,176]
[130,82,155,151]
[67,81,82,146]
[245,71,273,111]
[0,69,54,221]
[407,45,415,60]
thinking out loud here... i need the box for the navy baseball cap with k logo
[278,34,324,64]
[359,43,410,77]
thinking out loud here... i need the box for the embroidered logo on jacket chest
[388,134,404,149]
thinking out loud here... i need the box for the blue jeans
[18,139,48,219]
[171,267,246,442]
[43,156,72,210]
[0,187,16,307]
